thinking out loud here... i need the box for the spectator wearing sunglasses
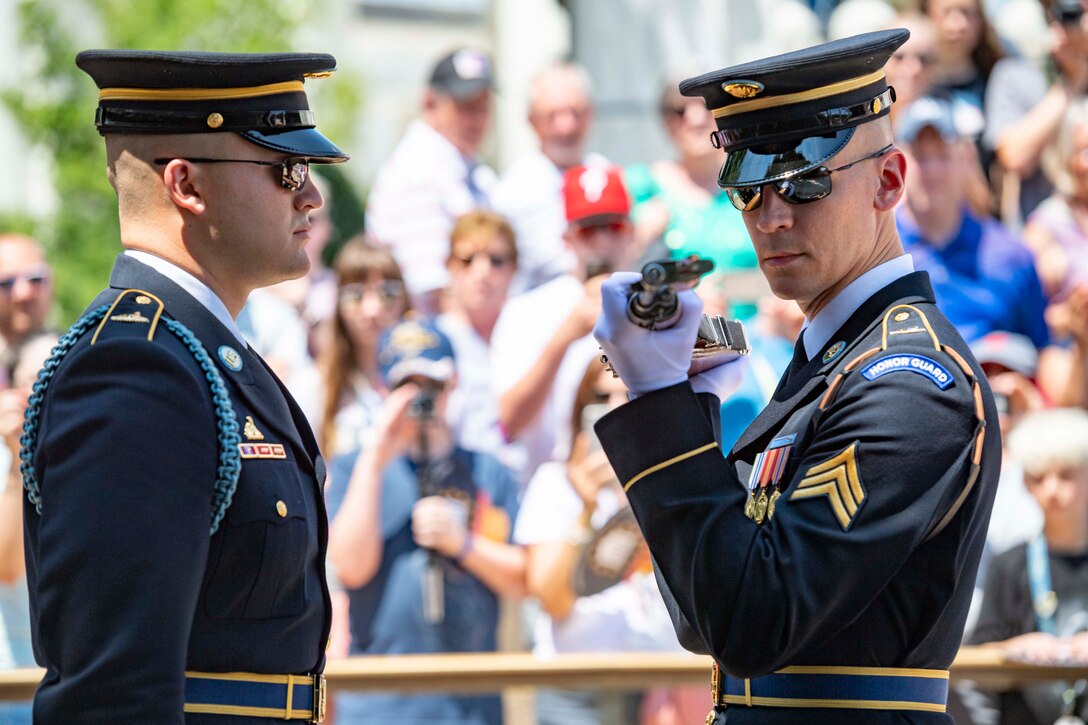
[492,62,605,295]
[896,95,1051,350]
[21,51,348,722]
[0,235,53,385]
[436,211,517,459]
[317,238,411,458]
[593,30,1000,723]
[491,165,634,488]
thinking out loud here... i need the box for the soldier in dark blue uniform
[20,51,348,723]
[592,30,1001,723]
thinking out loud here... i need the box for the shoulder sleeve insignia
[860,353,954,390]
[789,442,865,531]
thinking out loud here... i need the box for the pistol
[606,255,751,377]
[627,256,714,330]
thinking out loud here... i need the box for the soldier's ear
[874,148,906,212]
[161,159,207,215]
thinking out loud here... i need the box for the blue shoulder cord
[19,304,242,534]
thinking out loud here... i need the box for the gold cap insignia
[894,311,910,322]
[206,112,224,129]
[243,415,265,441]
[871,98,883,114]
[135,295,151,305]
[722,80,764,99]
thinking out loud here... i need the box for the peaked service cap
[75,50,348,162]
[680,29,908,188]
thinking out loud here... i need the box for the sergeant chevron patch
[789,442,865,530]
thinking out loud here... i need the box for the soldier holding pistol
[594,30,1000,723]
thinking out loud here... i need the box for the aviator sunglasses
[154,156,311,191]
[723,144,894,212]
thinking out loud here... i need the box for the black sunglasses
[153,156,310,191]
[451,250,512,269]
[0,272,49,293]
[723,144,895,212]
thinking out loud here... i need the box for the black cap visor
[718,127,854,188]
[241,128,348,163]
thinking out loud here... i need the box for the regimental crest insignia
[243,415,265,441]
[745,433,795,523]
[822,340,846,364]
[722,80,764,99]
[790,442,866,531]
[218,345,243,372]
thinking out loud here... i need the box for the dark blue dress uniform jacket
[23,255,331,723]
[596,272,1001,724]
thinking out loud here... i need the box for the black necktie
[787,330,808,380]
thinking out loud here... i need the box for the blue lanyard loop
[1028,534,1059,635]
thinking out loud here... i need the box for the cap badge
[579,167,609,203]
[206,112,224,129]
[243,416,265,441]
[453,49,489,80]
[135,295,152,305]
[722,80,764,99]
[218,345,243,372]
[894,312,909,322]
[382,321,439,363]
[822,340,846,364]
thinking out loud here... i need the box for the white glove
[689,356,749,400]
[593,272,704,396]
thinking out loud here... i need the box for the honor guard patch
[861,354,954,389]
[218,345,243,372]
[790,442,865,531]
[238,443,286,460]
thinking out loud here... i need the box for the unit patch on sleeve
[860,354,954,389]
[789,442,865,531]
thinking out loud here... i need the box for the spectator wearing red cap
[490,165,635,487]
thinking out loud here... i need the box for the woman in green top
[626,76,758,318]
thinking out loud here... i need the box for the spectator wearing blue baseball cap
[896,95,1052,350]
[326,317,524,725]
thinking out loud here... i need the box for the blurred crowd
[3,0,1088,723]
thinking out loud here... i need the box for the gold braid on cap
[712,70,885,119]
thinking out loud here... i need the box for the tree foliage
[1,0,364,323]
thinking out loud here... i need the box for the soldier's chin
[584,259,614,279]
